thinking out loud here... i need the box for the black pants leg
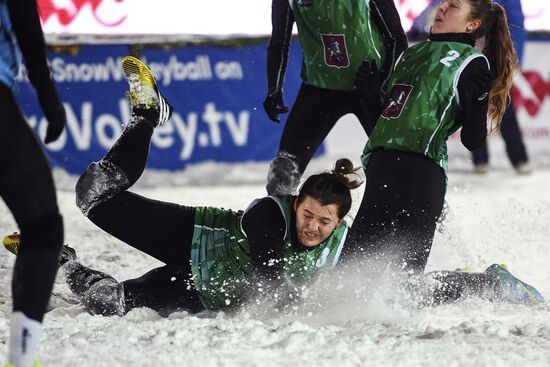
[75,116,201,312]
[500,104,529,166]
[0,84,63,322]
[420,271,500,306]
[122,265,204,315]
[342,150,446,273]
[471,104,528,166]
[64,261,204,316]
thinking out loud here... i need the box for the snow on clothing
[342,33,492,272]
[266,0,407,195]
[363,39,488,178]
[192,195,347,310]
[76,116,348,314]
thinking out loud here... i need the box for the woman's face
[294,196,343,248]
[431,0,479,34]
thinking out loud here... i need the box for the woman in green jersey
[263,0,408,196]
[58,56,362,316]
[343,0,519,273]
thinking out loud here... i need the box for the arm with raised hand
[263,0,295,123]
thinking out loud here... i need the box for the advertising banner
[36,0,550,36]
[15,43,305,174]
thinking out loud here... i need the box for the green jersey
[362,41,488,176]
[292,0,386,91]
[190,195,348,310]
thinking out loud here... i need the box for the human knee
[266,153,302,195]
[75,160,129,217]
[18,210,63,254]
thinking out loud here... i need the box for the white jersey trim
[331,225,348,268]
[425,52,489,156]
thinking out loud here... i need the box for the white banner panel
[37,0,550,36]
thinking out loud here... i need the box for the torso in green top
[362,41,488,176]
[190,195,348,310]
[292,0,385,91]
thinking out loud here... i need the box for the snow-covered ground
[1,146,550,366]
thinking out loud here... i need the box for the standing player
[263,0,407,195]
[471,0,532,174]
[0,0,66,366]
[344,0,519,273]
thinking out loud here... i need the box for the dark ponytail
[297,158,362,220]
[469,0,519,131]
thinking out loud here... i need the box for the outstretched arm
[264,0,295,122]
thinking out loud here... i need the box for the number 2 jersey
[362,40,489,177]
[190,194,348,310]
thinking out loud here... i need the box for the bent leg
[421,271,500,306]
[65,263,204,316]
[75,114,196,267]
[64,261,125,316]
[342,151,445,273]
[122,266,204,316]
[75,116,153,216]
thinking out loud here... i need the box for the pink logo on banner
[321,34,350,68]
[38,0,127,27]
[512,71,550,117]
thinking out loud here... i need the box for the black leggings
[342,150,446,272]
[78,117,203,313]
[0,83,63,321]
[472,104,529,166]
[278,83,373,174]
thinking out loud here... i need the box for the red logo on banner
[38,0,127,27]
[511,71,550,117]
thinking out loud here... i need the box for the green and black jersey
[362,40,489,176]
[190,195,348,310]
[291,0,385,91]
[266,0,407,94]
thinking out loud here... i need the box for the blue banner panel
[14,42,312,174]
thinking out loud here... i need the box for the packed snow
[1,127,549,366]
